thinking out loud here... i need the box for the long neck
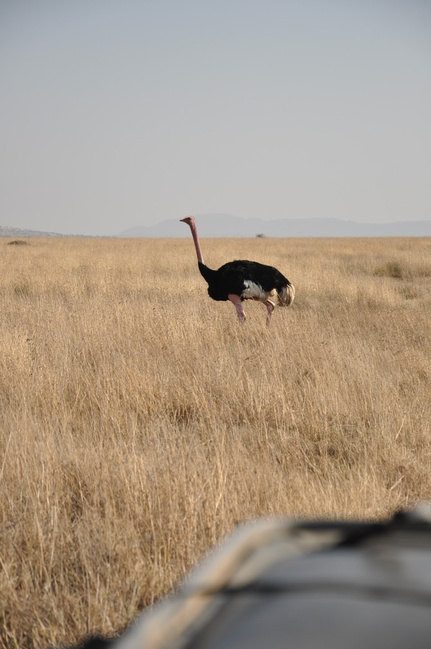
[188,218,204,264]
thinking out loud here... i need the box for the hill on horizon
[0,225,69,238]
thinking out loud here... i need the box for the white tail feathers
[277,283,295,307]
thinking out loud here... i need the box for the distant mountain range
[119,214,431,238]
[1,215,430,239]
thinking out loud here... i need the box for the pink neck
[188,219,204,265]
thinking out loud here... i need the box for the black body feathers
[198,259,291,302]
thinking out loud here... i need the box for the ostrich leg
[228,294,246,323]
[263,299,275,326]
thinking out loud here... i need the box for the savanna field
[1,235,430,649]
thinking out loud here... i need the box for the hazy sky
[1,1,430,236]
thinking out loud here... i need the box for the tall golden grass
[1,235,430,649]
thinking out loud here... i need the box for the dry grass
[0,235,430,648]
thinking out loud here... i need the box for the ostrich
[180,216,295,325]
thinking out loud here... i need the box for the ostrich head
[180,216,194,226]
